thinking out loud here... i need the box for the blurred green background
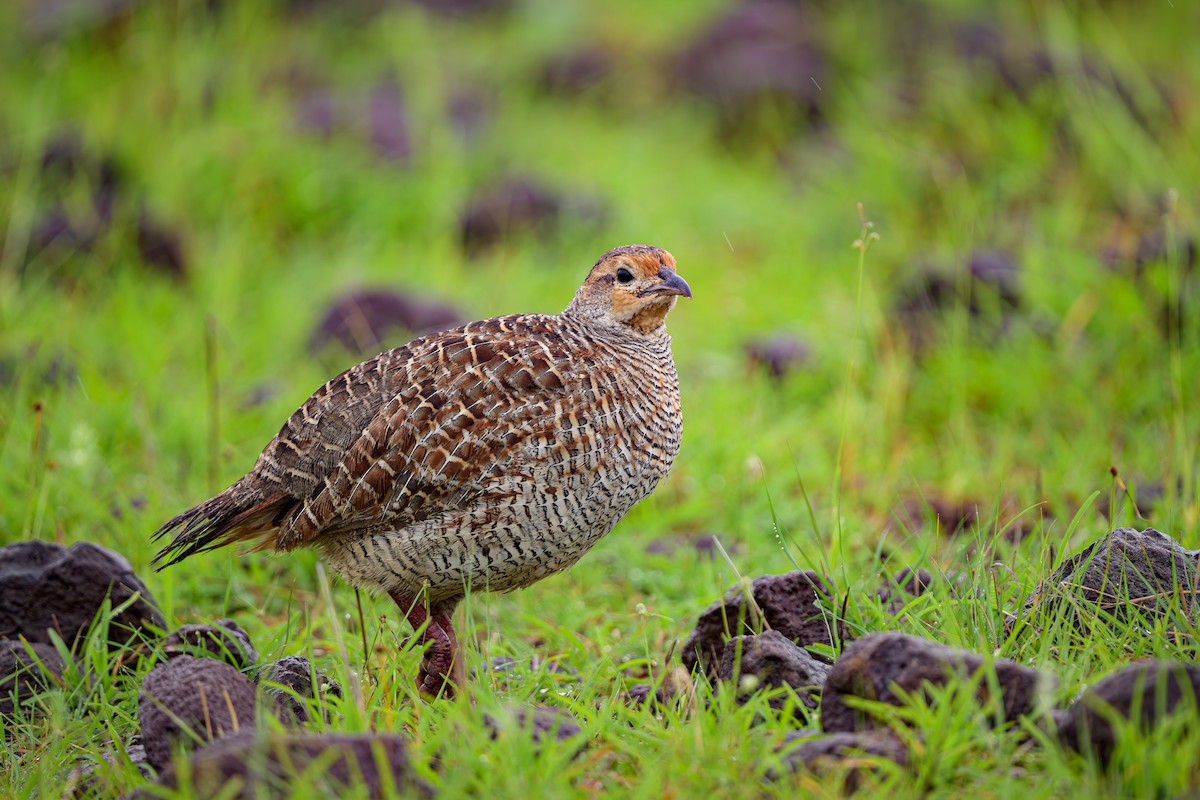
[1,0,1198,793]
[2,0,1196,564]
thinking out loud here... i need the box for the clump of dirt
[892,249,1023,349]
[875,567,935,615]
[673,0,826,147]
[256,656,342,725]
[1014,527,1198,631]
[458,176,606,257]
[821,632,1056,733]
[682,570,838,679]
[283,73,412,165]
[20,128,188,281]
[715,630,830,720]
[161,619,258,670]
[775,730,908,792]
[0,639,66,717]
[0,540,164,652]
[309,289,464,357]
[744,335,812,381]
[139,655,257,772]
[482,704,585,755]
[1057,660,1200,767]
[142,732,433,799]
[539,47,616,96]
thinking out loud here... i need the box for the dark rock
[25,131,123,266]
[1057,661,1200,767]
[875,567,934,615]
[715,630,830,718]
[162,619,257,670]
[951,18,1178,132]
[445,86,494,144]
[821,633,1055,733]
[136,212,187,278]
[458,177,606,257]
[0,639,66,717]
[1016,527,1198,630]
[0,540,164,652]
[1100,219,1196,276]
[540,48,615,96]
[891,495,981,535]
[0,345,78,390]
[39,129,89,183]
[675,0,825,145]
[139,655,257,772]
[309,289,465,356]
[459,178,562,256]
[644,533,735,559]
[483,654,571,676]
[30,206,96,256]
[892,250,1022,350]
[284,74,412,165]
[626,666,692,712]
[894,250,1021,318]
[952,19,1055,102]
[626,683,660,708]
[292,86,337,140]
[744,335,811,381]
[148,731,432,799]
[776,730,908,791]
[255,656,341,725]
[483,704,584,749]
[61,742,153,797]
[368,78,411,163]
[1094,479,1170,521]
[682,570,837,679]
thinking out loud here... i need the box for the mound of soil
[1017,527,1198,630]
[139,655,257,771]
[875,567,934,615]
[821,632,1056,733]
[482,704,585,750]
[0,540,164,652]
[1057,660,1200,767]
[0,639,66,717]
[715,630,830,719]
[255,656,342,725]
[162,619,258,670]
[776,730,908,792]
[309,289,464,357]
[145,732,433,799]
[682,570,837,679]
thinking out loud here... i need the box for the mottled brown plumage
[153,244,690,697]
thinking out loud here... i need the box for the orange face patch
[605,248,679,329]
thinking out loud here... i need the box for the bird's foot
[419,606,468,699]
[390,591,465,700]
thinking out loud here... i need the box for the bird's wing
[273,315,605,549]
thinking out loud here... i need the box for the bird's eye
[616,267,634,284]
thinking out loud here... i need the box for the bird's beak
[642,268,692,299]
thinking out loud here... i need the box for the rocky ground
[2,526,1197,797]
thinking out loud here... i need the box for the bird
[152,244,691,698]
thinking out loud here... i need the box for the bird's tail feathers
[151,483,291,569]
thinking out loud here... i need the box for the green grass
[2,0,1199,796]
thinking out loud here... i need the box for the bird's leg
[429,601,466,693]
[388,590,463,699]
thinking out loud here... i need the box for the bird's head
[565,244,691,334]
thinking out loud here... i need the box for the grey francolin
[153,244,690,698]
